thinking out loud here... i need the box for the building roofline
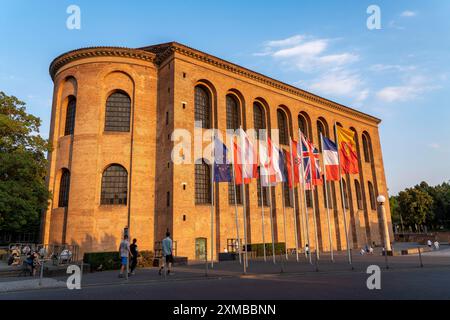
[140,41,381,124]
[49,46,156,81]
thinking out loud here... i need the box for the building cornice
[49,47,156,81]
[142,42,381,125]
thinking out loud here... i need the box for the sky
[1,0,449,195]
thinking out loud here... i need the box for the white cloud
[265,35,305,48]
[401,11,417,17]
[255,34,367,101]
[428,143,441,149]
[376,75,441,103]
[370,64,416,73]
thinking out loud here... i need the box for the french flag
[322,136,340,181]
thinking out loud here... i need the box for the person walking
[159,232,174,276]
[118,235,131,278]
[129,238,138,276]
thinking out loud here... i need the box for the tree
[389,195,402,227]
[397,186,434,231]
[0,92,51,233]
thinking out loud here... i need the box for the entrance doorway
[195,237,207,260]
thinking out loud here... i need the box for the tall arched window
[253,102,266,140]
[101,165,128,205]
[322,177,333,208]
[362,132,372,163]
[277,109,288,145]
[317,118,328,151]
[341,178,350,209]
[226,95,240,130]
[58,169,71,208]
[368,181,376,210]
[64,96,76,136]
[195,86,211,129]
[195,159,212,204]
[105,91,131,132]
[355,180,363,210]
[298,112,311,139]
[257,167,269,207]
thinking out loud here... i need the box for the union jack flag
[300,134,323,189]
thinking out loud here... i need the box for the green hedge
[83,250,155,271]
[249,243,286,256]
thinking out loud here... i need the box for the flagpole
[210,134,215,269]
[268,184,276,264]
[299,130,312,264]
[240,128,249,270]
[310,184,320,261]
[289,139,300,262]
[320,133,335,263]
[230,138,242,264]
[259,173,267,262]
[334,123,353,267]
[281,181,288,260]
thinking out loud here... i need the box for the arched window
[226,95,240,130]
[298,112,311,139]
[355,180,363,210]
[195,159,211,204]
[105,92,131,132]
[195,86,211,129]
[362,132,372,163]
[58,169,70,208]
[257,167,269,207]
[341,178,350,209]
[322,178,333,209]
[228,181,242,205]
[253,102,266,140]
[368,181,376,210]
[277,109,288,145]
[283,182,292,207]
[101,165,128,205]
[317,118,328,151]
[64,96,76,136]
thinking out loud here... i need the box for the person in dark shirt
[129,238,138,276]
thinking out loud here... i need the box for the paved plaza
[1,246,450,300]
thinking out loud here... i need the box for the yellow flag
[336,126,359,174]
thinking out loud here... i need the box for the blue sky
[1,0,449,194]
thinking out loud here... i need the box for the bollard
[38,259,44,286]
[80,260,84,288]
[384,248,389,270]
[280,252,285,274]
[314,250,319,272]
[418,247,423,268]
[349,249,354,271]
[205,254,208,277]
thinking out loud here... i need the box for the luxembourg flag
[322,136,340,181]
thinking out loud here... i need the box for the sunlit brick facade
[42,42,392,259]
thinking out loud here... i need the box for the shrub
[83,250,155,271]
[83,252,121,271]
[249,243,286,256]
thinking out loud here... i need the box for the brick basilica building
[41,42,392,260]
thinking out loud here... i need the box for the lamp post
[377,195,392,253]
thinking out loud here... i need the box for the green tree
[397,186,434,231]
[389,195,402,226]
[0,92,51,233]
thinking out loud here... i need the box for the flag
[301,134,323,189]
[322,136,340,181]
[278,148,288,183]
[336,126,359,174]
[213,137,231,183]
[239,129,258,180]
[233,141,251,185]
[285,139,300,189]
[259,136,283,186]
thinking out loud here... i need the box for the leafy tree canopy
[0,91,51,232]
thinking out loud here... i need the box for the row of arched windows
[58,164,128,208]
[63,91,131,136]
[194,84,377,210]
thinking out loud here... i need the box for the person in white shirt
[159,232,174,275]
[434,241,440,250]
[427,240,432,248]
[118,235,131,278]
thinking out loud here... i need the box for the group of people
[360,245,374,255]
[427,239,440,250]
[118,231,174,278]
